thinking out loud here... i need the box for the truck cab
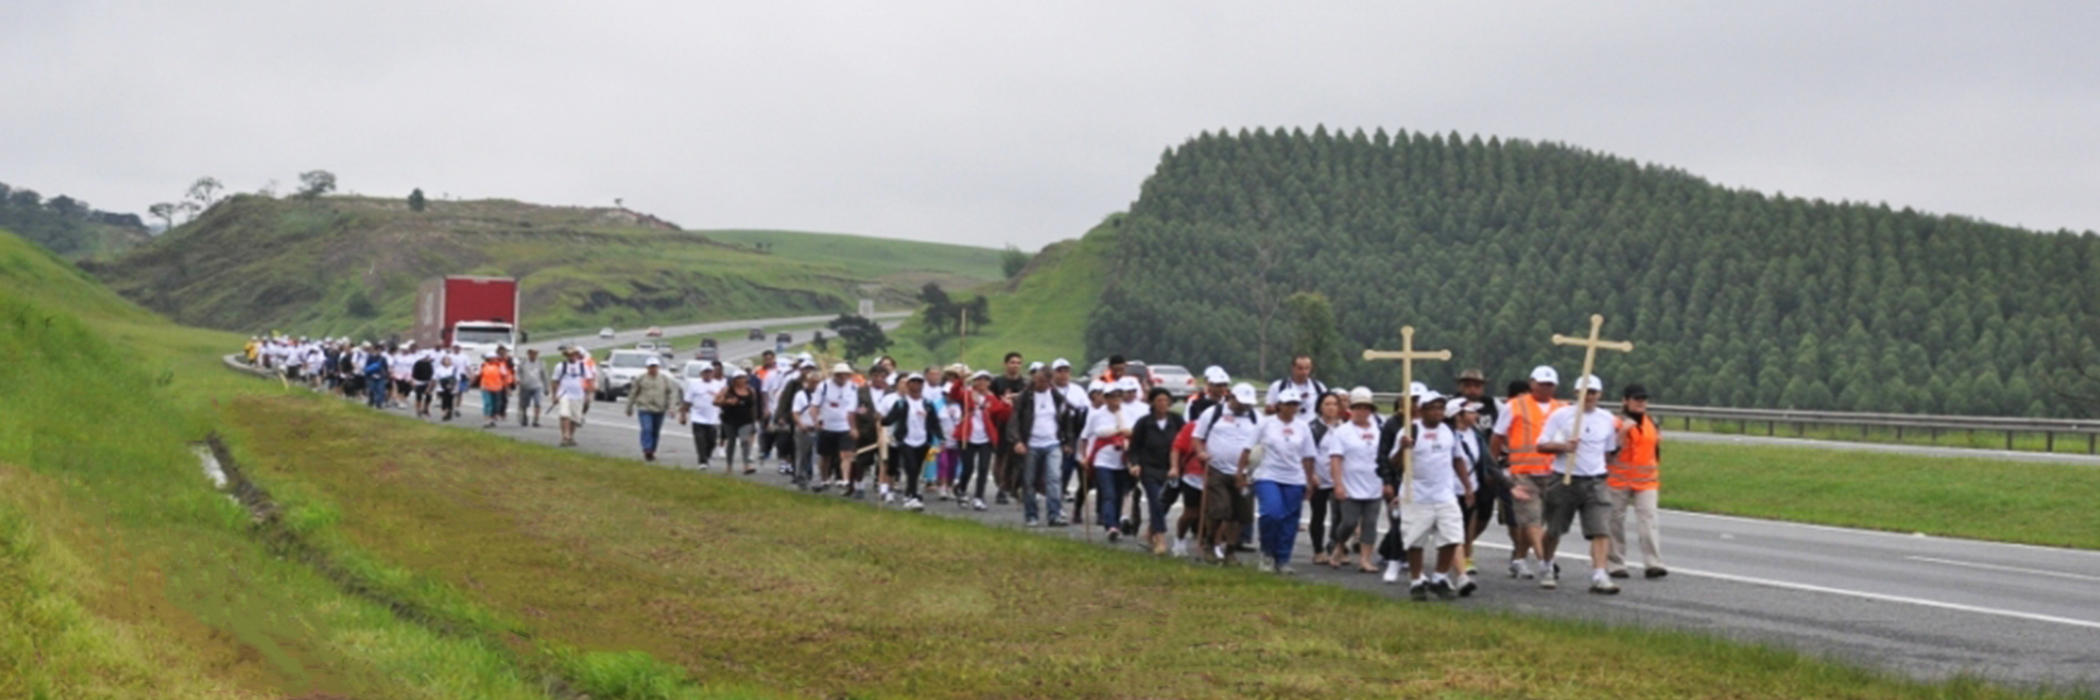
[451,321,518,368]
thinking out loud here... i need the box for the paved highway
[523,312,912,357]
[266,334,2100,691]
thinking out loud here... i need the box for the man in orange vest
[1606,383,1666,579]
[1490,366,1564,581]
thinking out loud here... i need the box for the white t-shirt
[552,360,593,400]
[791,386,818,430]
[939,401,962,443]
[1193,405,1260,476]
[1326,419,1384,500]
[684,378,725,425]
[1396,420,1459,505]
[813,380,859,432]
[1453,427,1482,497]
[1253,413,1316,486]
[900,396,931,447]
[1542,405,1618,477]
[1310,420,1343,488]
[1085,404,1132,469]
[966,394,993,444]
[1026,389,1062,449]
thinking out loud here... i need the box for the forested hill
[1083,128,2100,417]
[0,179,151,257]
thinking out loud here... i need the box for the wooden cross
[1361,326,1450,501]
[1549,314,1634,484]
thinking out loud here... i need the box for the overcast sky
[4,1,2095,249]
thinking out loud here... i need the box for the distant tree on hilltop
[1002,244,1030,279]
[409,188,427,212]
[296,170,336,200]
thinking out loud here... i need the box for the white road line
[1664,509,2100,559]
[1473,542,2100,631]
[1905,556,2100,583]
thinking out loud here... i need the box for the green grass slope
[884,215,1115,371]
[0,228,732,699]
[703,228,1005,291]
[85,195,988,340]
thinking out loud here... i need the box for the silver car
[1148,364,1197,399]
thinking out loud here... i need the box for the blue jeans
[1141,475,1170,535]
[1094,466,1124,529]
[637,411,665,454]
[1254,480,1307,565]
[1022,446,1063,523]
[366,376,388,408]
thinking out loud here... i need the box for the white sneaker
[971,497,987,511]
[1540,565,1560,590]
[905,497,924,511]
[882,492,897,505]
[1171,538,1189,557]
[1382,560,1403,584]
[1514,559,1536,580]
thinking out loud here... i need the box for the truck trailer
[413,276,523,361]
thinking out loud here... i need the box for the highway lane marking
[1663,509,2100,560]
[1472,542,2100,631]
[1905,556,2100,583]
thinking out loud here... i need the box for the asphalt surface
[246,331,2100,692]
[524,312,912,357]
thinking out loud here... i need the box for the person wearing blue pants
[625,356,681,463]
[1083,379,1141,541]
[1009,364,1073,527]
[1250,388,1319,574]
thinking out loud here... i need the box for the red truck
[413,276,524,356]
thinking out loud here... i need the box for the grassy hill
[84,195,1004,340]
[704,228,1007,294]
[881,215,1114,372]
[0,179,152,258]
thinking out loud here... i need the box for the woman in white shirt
[1251,388,1319,574]
[1325,388,1385,573]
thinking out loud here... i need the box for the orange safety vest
[1505,395,1564,476]
[479,361,513,391]
[1608,413,1661,491]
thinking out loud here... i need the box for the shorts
[1510,473,1558,527]
[1545,475,1613,540]
[1399,500,1464,550]
[556,396,587,424]
[817,430,851,456]
[1202,470,1252,523]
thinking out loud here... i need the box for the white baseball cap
[1230,383,1258,405]
[832,362,853,375]
[1027,361,1045,373]
[1409,381,1429,396]
[1348,387,1376,407]
[644,356,662,367]
[1273,387,1303,405]
[1452,399,1483,414]
[1417,390,1448,407]
[1530,366,1560,384]
[970,369,993,381]
[1116,377,1141,394]
[905,372,925,383]
[1575,374,1604,393]
[1203,366,1230,384]
[1050,358,1071,370]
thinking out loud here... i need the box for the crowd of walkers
[244,336,1668,601]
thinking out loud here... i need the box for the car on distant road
[598,327,615,339]
[646,326,663,338]
[1149,364,1197,399]
[775,331,792,351]
[697,338,720,362]
[748,327,765,341]
[596,349,657,400]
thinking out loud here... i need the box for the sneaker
[905,497,924,511]
[1171,538,1188,558]
[995,492,1009,505]
[1644,568,1669,579]
[1047,519,1069,528]
[1609,569,1631,579]
[1382,560,1402,584]
[1119,519,1136,537]
[1261,556,1276,573]
[1539,569,1559,590]
[1107,529,1121,543]
[1211,544,1227,563]
[1458,576,1477,597]
[1590,575,1621,595]
[1514,560,1535,580]
[851,489,868,500]
[811,482,828,493]
[1275,564,1297,576]
[971,498,987,511]
[1025,517,1041,528]
[1431,579,1458,601]
[882,492,896,505]
[1409,582,1429,601]
[1508,560,1523,578]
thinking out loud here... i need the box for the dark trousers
[1142,474,1171,535]
[898,445,929,499]
[959,443,993,500]
[1309,487,1334,554]
[691,423,720,465]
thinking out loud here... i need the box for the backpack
[412,357,435,382]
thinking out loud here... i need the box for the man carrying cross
[1538,374,1622,595]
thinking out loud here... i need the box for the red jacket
[954,389,1010,449]
[1171,422,1205,477]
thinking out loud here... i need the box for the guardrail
[1274,388,2099,453]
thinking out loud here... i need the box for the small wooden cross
[1362,326,1451,501]
[1549,314,1634,484]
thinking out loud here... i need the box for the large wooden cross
[1549,314,1634,484]
[1362,326,1450,501]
